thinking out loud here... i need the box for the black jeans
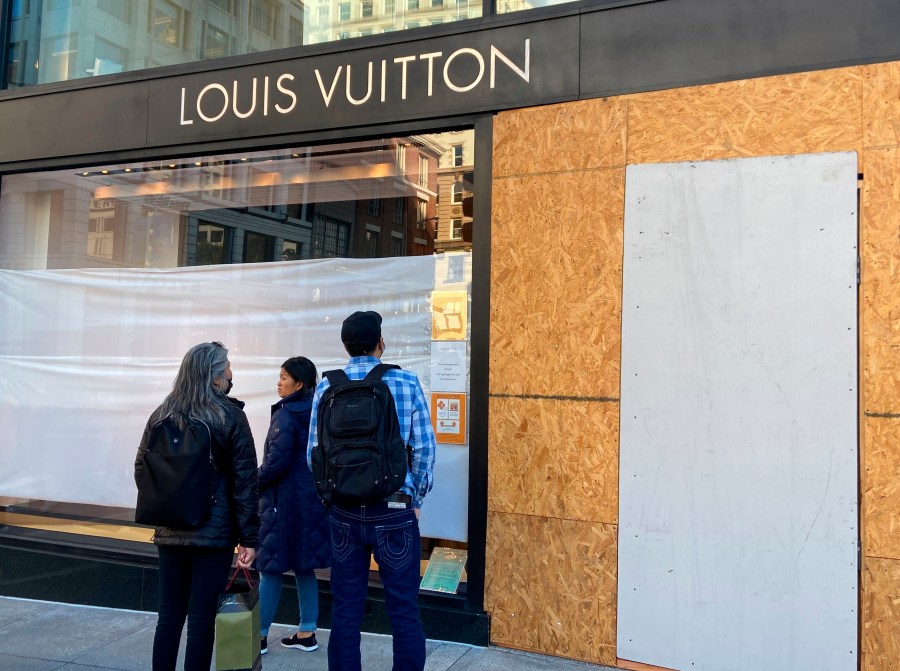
[153,545,233,671]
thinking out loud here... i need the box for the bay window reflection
[0,130,474,270]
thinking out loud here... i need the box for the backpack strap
[364,363,401,382]
[324,369,350,385]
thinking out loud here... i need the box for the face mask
[224,377,233,395]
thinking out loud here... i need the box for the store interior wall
[487,63,900,671]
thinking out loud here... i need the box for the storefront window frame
[0,113,492,614]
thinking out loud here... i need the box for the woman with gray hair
[135,341,260,671]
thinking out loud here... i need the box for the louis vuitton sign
[147,16,580,144]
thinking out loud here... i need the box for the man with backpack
[307,310,436,671]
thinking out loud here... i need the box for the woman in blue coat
[256,356,331,654]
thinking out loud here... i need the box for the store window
[0,131,476,589]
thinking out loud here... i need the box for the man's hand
[414,507,420,520]
[236,545,256,568]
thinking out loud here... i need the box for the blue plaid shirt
[307,356,436,509]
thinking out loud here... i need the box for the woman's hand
[236,544,256,569]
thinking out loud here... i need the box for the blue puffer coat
[255,390,331,574]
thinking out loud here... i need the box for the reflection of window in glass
[432,0,443,6]
[281,241,300,260]
[7,41,28,87]
[98,0,131,23]
[452,144,464,167]
[339,2,351,20]
[391,233,404,257]
[201,23,230,60]
[451,182,463,204]
[196,223,228,265]
[418,156,428,187]
[42,34,78,83]
[250,0,279,36]
[393,198,405,225]
[290,17,304,45]
[396,144,406,174]
[151,0,184,47]
[365,230,380,258]
[450,217,462,240]
[456,0,468,16]
[416,200,427,228]
[244,231,274,263]
[368,199,382,216]
[317,5,329,22]
[92,38,128,76]
[408,0,419,9]
[384,0,395,14]
[319,219,351,258]
[208,0,237,14]
[87,198,123,260]
[12,0,31,18]
[361,0,373,17]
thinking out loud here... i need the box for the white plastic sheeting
[0,254,469,541]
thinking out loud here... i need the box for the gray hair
[157,342,230,427]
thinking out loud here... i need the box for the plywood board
[627,68,862,165]
[863,557,900,671]
[493,98,627,178]
[485,511,617,666]
[863,62,900,149]
[861,147,900,414]
[490,168,624,399]
[863,414,900,560]
[488,396,618,523]
[618,153,859,671]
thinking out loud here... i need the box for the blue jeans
[152,545,233,671]
[327,501,424,671]
[259,569,319,636]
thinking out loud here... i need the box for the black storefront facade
[3,1,900,669]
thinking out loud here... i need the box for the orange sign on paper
[430,393,467,444]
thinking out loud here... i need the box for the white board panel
[617,153,858,671]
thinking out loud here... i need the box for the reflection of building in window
[393,198,405,225]
[281,241,301,260]
[365,229,380,257]
[391,232,404,257]
[97,0,132,23]
[251,0,280,36]
[202,23,231,60]
[88,198,123,260]
[244,231,274,263]
[196,222,229,266]
[151,0,184,47]
[368,198,382,216]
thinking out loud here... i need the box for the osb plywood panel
[490,168,624,399]
[493,98,627,178]
[487,396,618,523]
[861,148,900,414]
[627,68,862,165]
[863,62,900,149]
[863,415,900,560]
[484,511,617,666]
[862,557,900,671]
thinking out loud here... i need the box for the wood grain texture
[484,511,617,666]
[488,396,618,523]
[490,168,624,400]
[861,148,900,414]
[862,557,900,671]
[863,415,900,561]
[493,98,628,178]
[627,68,862,165]
[863,62,900,149]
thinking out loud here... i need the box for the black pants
[153,545,233,671]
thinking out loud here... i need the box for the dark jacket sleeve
[226,408,260,548]
[258,409,296,491]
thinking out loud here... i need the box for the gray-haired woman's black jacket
[136,397,260,550]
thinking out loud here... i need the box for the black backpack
[312,363,409,505]
[134,413,215,529]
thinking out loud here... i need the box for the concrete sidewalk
[0,596,616,671]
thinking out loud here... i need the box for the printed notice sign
[431,340,467,393]
[430,393,467,444]
[420,547,468,594]
[432,290,468,340]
